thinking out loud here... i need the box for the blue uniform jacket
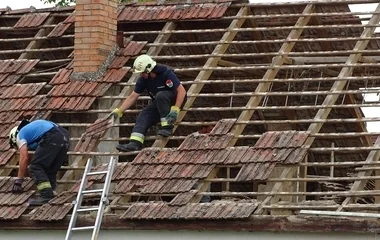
[134,65,181,99]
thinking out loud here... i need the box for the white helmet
[9,126,18,147]
[133,54,156,73]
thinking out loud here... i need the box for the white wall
[0,230,377,240]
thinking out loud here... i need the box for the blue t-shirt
[16,120,55,150]
[134,65,181,99]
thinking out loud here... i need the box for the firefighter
[9,119,70,205]
[109,54,187,152]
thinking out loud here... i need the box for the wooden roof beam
[337,136,380,211]
[151,6,249,148]
[228,4,315,146]
[284,56,372,150]
[246,8,272,63]
[304,2,380,148]
[111,21,177,105]
[18,16,56,59]
[308,16,334,51]
[303,2,380,211]
[227,4,315,214]
[217,59,266,76]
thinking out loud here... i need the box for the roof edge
[2,215,380,233]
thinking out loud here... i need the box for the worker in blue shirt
[109,54,187,152]
[9,119,70,205]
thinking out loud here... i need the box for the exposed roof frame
[151,6,249,148]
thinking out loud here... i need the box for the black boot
[158,127,173,137]
[116,140,142,152]
[28,188,54,206]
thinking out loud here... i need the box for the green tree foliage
[42,0,165,7]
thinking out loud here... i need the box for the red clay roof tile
[0,150,16,166]
[0,204,29,220]
[121,202,256,220]
[49,192,76,205]
[48,12,74,37]
[0,177,34,193]
[30,203,72,221]
[117,3,230,22]
[169,190,198,206]
[0,192,34,206]
[0,83,45,99]
[49,68,72,85]
[14,13,50,28]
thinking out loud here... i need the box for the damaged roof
[0,0,379,233]
[1,118,309,222]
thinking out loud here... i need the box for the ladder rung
[87,171,108,176]
[77,207,100,212]
[82,189,104,194]
[72,226,95,231]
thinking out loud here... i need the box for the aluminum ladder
[65,156,116,240]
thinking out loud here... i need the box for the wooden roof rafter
[151,6,249,149]
[222,3,316,214]
[18,16,56,60]
[306,2,380,212]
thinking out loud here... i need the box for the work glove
[166,106,180,125]
[108,108,123,120]
[12,178,23,193]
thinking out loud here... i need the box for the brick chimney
[74,0,118,74]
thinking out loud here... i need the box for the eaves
[2,215,380,234]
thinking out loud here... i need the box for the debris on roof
[0,0,379,232]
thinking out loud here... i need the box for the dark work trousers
[29,126,70,190]
[132,90,177,137]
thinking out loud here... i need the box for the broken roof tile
[169,190,198,206]
[49,191,76,205]
[141,179,197,194]
[30,203,72,221]
[120,202,256,220]
[288,132,310,148]
[48,13,74,37]
[14,13,50,28]
[236,162,277,181]
[123,41,147,56]
[284,147,308,164]
[113,179,146,194]
[209,119,236,135]
[102,68,129,82]
[109,56,130,69]
[74,97,96,110]
[0,204,29,220]
[192,165,215,179]
[49,68,72,85]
